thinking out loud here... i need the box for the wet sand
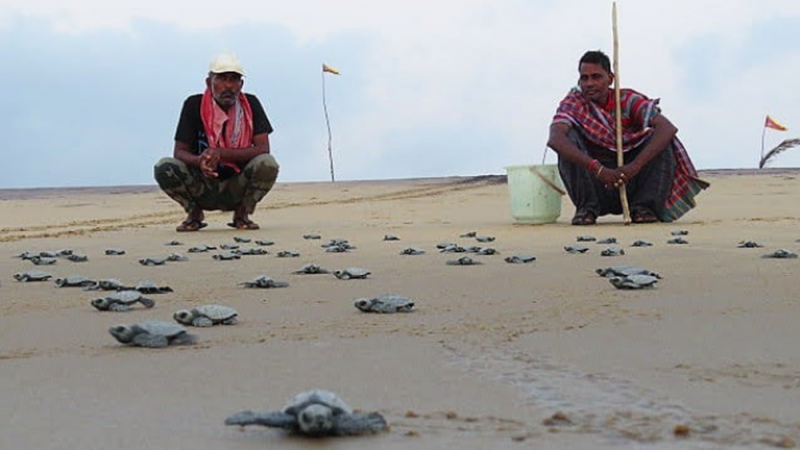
[1,170,799,449]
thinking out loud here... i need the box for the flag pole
[322,68,335,182]
[760,121,767,167]
[612,2,631,224]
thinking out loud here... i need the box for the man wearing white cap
[154,51,279,231]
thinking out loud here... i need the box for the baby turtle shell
[174,304,238,327]
[596,265,660,278]
[446,256,481,266]
[55,275,97,288]
[667,237,689,245]
[30,256,57,266]
[134,280,173,294]
[738,240,763,248]
[475,236,495,243]
[671,230,689,236]
[576,235,596,242]
[233,236,252,243]
[631,239,654,247]
[400,247,425,255]
[355,294,415,313]
[460,231,477,238]
[600,246,625,257]
[597,237,617,244]
[92,290,156,311]
[505,254,536,264]
[255,239,275,246]
[564,245,589,254]
[240,276,290,288]
[109,320,196,348]
[277,250,301,258]
[292,263,330,275]
[383,234,400,241]
[139,257,168,266]
[14,271,53,282]
[66,253,89,262]
[188,244,217,253]
[225,389,388,437]
[762,249,798,259]
[235,248,269,256]
[333,268,371,280]
[303,234,322,240]
[212,251,241,261]
[609,274,659,290]
[105,248,126,256]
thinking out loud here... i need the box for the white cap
[209,51,245,76]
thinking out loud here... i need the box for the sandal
[227,218,260,230]
[571,211,597,226]
[176,219,208,232]
[632,208,658,224]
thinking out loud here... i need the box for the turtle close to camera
[109,320,196,348]
[354,294,415,313]
[224,390,388,437]
[91,290,156,311]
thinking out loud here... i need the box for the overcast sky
[1,0,799,188]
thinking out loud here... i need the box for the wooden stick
[612,2,632,224]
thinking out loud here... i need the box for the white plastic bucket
[505,164,565,224]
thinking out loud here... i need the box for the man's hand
[200,148,221,178]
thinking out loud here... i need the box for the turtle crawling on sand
[225,389,388,437]
[173,304,238,327]
[91,290,156,311]
[596,265,660,278]
[333,268,371,280]
[505,254,536,264]
[55,275,97,288]
[139,257,169,266]
[14,271,53,282]
[355,294,415,313]
[109,320,196,348]
[446,256,481,266]
[737,240,763,248]
[600,246,625,257]
[564,245,589,254]
[240,275,289,288]
[399,247,425,256]
[134,280,173,294]
[762,249,798,259]
[609,274,659,290]
[292,263,330,275]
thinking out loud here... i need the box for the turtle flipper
[334,412,388,435]
[138,297,156,308]
[109,303,131,312]
[225,410,295,429]
[132,333,169,348]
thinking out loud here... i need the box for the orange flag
[765,115,788,131]
[322,63,340,75]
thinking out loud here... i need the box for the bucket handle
[530,166,566,196]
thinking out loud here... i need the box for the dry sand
[1,170,799,449]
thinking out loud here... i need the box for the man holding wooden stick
[547,50,708,225]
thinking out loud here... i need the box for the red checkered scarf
[200,89,254,172]
[553,87,708,221]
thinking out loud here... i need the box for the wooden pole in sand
[612,2,632,224]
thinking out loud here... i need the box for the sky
[1,0,799,188]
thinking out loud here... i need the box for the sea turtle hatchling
[240,275,290,288]
[459,231,477,238]
[325,245,351,253]
[475,236,495,243]
[55,275,97,288]
[87,278,127,291]
[234,248,269,256]
[671,230,689,236]
[105,248,126,256]
[333,268,371,280]
[609,274,660,290]
[220,243,240,250]
[109,320,196,348]
[354,294,415,313]
[399,247,425,255]
[597,237,617,244]
[66,253,89,262]
[188,244,217,253]
[446,255,482,266]
[738,240,763,248]
[213,251,241,261]
[564,245,589,254]
[762,249,798,259]
[383,234,400,241]
[173,304,238,327]
[576,235,596,242]
[30,256,57,266]
[292,263,330,275]
[224,389,388,437]
[596,265,661,278]
[134,280,173,294]
[505,254,536,264]
[14,271,54,282]
[92,290,156,311]
[631,239,654,247]
[233,236,252,243]
[255,239,275,246]
[303,234,322,240]
[667,237,689,245]
[600,246,625,257]
[139,257,169,266]
[277,250,301,258]
[166,253,189,262]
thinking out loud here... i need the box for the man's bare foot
[176,208,207,232]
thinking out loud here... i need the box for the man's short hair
[579,50,611,73]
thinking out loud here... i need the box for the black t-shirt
[174,93,273,155]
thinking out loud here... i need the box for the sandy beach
[1,170,799,449]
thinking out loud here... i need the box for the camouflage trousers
[153,153,279,214]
